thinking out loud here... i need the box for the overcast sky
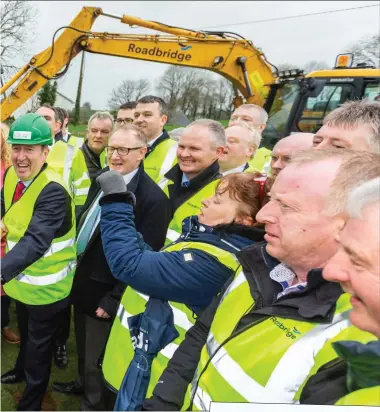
[27,1,379,109]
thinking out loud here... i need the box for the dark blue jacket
[99,197,264,313]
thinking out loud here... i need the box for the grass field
[1,303,81,411]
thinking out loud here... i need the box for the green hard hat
[7,113,53,145]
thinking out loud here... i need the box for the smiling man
[158,119,225,244]
[134,95,178,182]
[0,114,76,411]
[313,100,380,152]
[312,177,380,406]
[52,124,171,408]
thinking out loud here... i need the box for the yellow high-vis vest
[157,176,220,245]
[144,138,178,183]
[188,269,376,411]
[3,166,76,305]
[102,241,240,397]
[71,149,107,207]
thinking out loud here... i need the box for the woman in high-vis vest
[0,114,76,411]
[96,170,268,409]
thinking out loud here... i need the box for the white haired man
[321,177,380,406]
[219,123,261,175]
[71,111,114,216]
[158,119,225,244]
[228,103,272,172]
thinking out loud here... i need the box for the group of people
[0,95,379,411]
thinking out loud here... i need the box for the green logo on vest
[270,317,302,340]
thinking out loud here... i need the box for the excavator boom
[1,7,275,121]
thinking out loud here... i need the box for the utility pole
[74,52,85,124]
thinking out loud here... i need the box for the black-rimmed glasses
[106,146,144,156]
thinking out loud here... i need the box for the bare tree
[346,34,380,67]
[156,66,187,112]
[303,60,329,73]
[0,0,37,82]
[108,78,150,109]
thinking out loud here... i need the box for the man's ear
[215,146,225,159]
[161,115,168,126]
[334,212,348,240]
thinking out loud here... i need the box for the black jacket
[81,140,103,180]
[165,160,221,213]
[1,164,72,284]
[71,163,172,319]
[143,242,344,411]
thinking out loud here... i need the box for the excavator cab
[261,55,380,148]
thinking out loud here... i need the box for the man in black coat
[52,124,172,411]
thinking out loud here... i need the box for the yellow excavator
[1,6,379,147]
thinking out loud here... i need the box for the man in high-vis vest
[158,119,225,245]
[322,177,380,406]
[115,101,137,128]
[0,113,76,411]
[70,111,113,217]
[143,149,380,411]
[219,123,262,175]
[229,103,272,173]
[270,133,314,178]
[133,95,177,183]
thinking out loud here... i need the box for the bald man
[270,133,314,177]
[219,123,261,175]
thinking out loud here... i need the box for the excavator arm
[1,7,275,121]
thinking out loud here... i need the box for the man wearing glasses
[115,102,137,128]
[53,124,171,406]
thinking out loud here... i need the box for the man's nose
[323,250,350,284]
[256,200,276,224]
[272,158,284,171]
[315,139,330,150]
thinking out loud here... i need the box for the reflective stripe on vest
[158,179,219,245]
[3,166,76,305]
[71,149,106,206]
[67,135,84,149]
[102,241,240,395]
[190,269,375,410]
[47,141,78,188]
[144,138,178,183]
[335,386,380,406]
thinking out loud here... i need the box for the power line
[197,4,379,30]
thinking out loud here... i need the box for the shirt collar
[62,132,69,143]
[270,263,307,300]
[181,173,190,187]
[17,178,34,189]
[122,167,139,186]
[221,163,247,176]
[147,132,164,148]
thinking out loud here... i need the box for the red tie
[12,181,25,203]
